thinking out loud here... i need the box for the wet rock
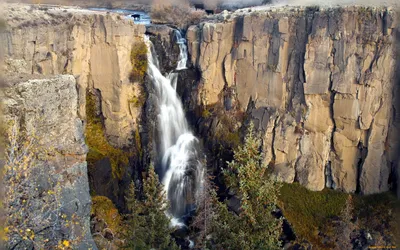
[147,25,181,74]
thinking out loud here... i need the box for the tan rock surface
[2,3,146,147]
[188,6,399,194]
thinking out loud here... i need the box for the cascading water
[145,31,204,226]
[175,31,188,71]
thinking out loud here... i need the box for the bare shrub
[332,195,357,250]
[190,173,219,249]
[151,0,206,29]
[3,119,83,249]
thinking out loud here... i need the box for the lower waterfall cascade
[145,31,204,227]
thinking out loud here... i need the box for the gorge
[1,1,399,249]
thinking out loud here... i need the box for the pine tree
[125,165,179,250]
[212,123,282,250]
[125,182,146,249]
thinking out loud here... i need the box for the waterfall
[175,30,188,71]
[145,31,204,226]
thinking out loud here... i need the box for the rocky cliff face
[186,6,399,195]
[1,4,147,247]
[1,5,399,248]
[2,4,145,148]
[1,75,95,249]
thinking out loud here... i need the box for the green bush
[124,165,179,250]
[212,123,282,250]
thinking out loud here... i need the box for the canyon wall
[186,6,400,195]
[1,5,399,248]
[2,4,145,148]
[1,4,146,247]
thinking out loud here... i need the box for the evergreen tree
[125,182,146,249]
[211,123,282,250]
[125,165,179,250]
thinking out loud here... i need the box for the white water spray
[145,31,203,226]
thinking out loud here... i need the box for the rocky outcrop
[1,4,148,247]
[1,74,96,249]
[146,25,181,73]
[2,3,148,209]
[187,6,400,195]
[2,4,146,148]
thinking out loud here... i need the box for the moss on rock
[91,196,123,234]
[129,40,148,83]
[85,93,131,180]
[128,85,147,109]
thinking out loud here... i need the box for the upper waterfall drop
[145,30,204,226]
[175,30,188,70]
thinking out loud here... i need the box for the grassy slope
[279,183,400,249]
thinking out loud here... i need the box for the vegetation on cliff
[85,93,131,179]
[129,40,148,115]
[91,196,123,236]
[200,103,244,152]
[214,111,242,149]
[130,40,148,83]
[91,196,124,248]
[128,91,147,109]
[3,119,82,249]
